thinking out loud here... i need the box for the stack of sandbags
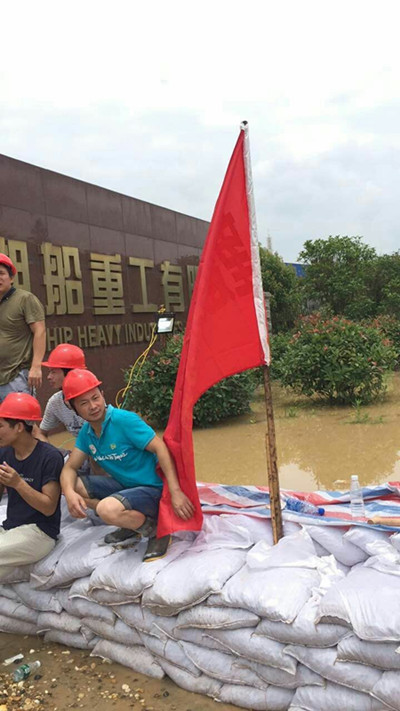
[3,504,400,710]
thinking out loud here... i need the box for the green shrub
[123,334,258,428]
[269,332,292,380]
[368,315,400,367]
[278,313,396,405]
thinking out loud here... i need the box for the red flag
[158,122,270,537]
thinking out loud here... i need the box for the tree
[299,235,377,319]
[259,247,301,332]
[371,252,400,319]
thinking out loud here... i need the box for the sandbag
[37,610,82,634]
[32,524,114,589]
[317,565,400,640]
[344,527,391,555]
[157,658,221,697]
[174,627,228,651]
[255,597,349,648]
[0,596,38,624]
[81,616,142,646]
[13,582,62,613]
[88,538,191,599]
[219,683,294,711]
[176,604,259,630]
[285,645,382,694]
[0,612,38,636]
[142,547,246,615]
[91,639,164,679]
[140,633,201,677]
[30,518,92,584]
[371,670,400,710]
[337,633,400,670]
[290,681,386,711]
[44,629,97,650]
[56,589,115,624]
[179,641,270,689]
[306,526,368,567]
[0,584,20,600]
[205,628,297,674]
[113,603,159,634]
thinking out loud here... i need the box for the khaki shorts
[0,524,55,581]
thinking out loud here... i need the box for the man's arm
[146,436,195,521]
[60,448,89,518]
[29,321,46,389]
[0,463,60,516]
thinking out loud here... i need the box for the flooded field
[193,371,400,492]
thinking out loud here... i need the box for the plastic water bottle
[350,475,366,518]
[284,496,325,516]
[12,660,41,682]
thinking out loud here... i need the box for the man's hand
[65,490,88,519]
[0,462,21,489]
[28,365,42,389]
[170,489,195,520]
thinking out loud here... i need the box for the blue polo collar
[0,286,16,304]
[89,403,114,437]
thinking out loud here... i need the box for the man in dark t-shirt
[0,392,63,581]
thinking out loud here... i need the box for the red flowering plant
[278,313,396,404]
[123,333,257,428]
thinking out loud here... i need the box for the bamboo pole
[263,364,283,543]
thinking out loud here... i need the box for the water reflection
[193,372,400,491]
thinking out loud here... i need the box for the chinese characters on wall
[0,238,198,349]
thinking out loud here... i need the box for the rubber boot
[143,534,171,562]
[104,528,140,545]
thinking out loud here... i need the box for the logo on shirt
[89,444,97,455]
[110,443,116,450]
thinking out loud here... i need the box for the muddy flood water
[2,373,399,711]
[194,371,400,492]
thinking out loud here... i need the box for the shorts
[0,369,32,404]
[79,474,162,520]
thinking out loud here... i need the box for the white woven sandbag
[290,681,386,711]
[174,627,231,651]
[188,514,261,552]
[176,604,259,630]
[337,634,400,670]
[0,596,38,623]
[214,529,321,623]
[44,629,97,650]
[371,670,400,710]
[0,612,37,635]
[158,658,221,697]
[204,628,297,674]
[113,603,159,633]
[0,564,32,584]
[0,584,20,600]
[179,641,269,688]
[238,658,323,689]
[219,514,276,545]
[142,547,246,615]
[151,615,178,640]
[285,645,382,694]
[81,616,142,646]
[344,527,391,555]
[56,589,115,624]
[68,576,91,599]
[89,538,191,599]
[219,683,294,711]
[140,632,201,677]
[37,610,82,634]
[89,588,133,605]
[306,526,368,566]
[32,525,114,589]
[13,582,62,613]
[91,639,164,679]
[216,564,319,623]
[316,565,400,640]
[255,597,349,648]
[31,518,91,584]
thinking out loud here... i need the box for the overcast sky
[1,0,399,261]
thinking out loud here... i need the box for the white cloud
[1,0,400,260]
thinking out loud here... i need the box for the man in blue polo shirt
[60,369,194,561]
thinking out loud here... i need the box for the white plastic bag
[158,658,221,697]
[290,680,386,711]
[219,683,294,711]
[206,627,297,674]
[337,633,400,670]
[306,526,368,567]
[81,616,142,646]
[176,604,259,630]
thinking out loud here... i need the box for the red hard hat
[62,369,102,401]
[0,253,17,277]
[42,343,87,369]
[0,392,42,421]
